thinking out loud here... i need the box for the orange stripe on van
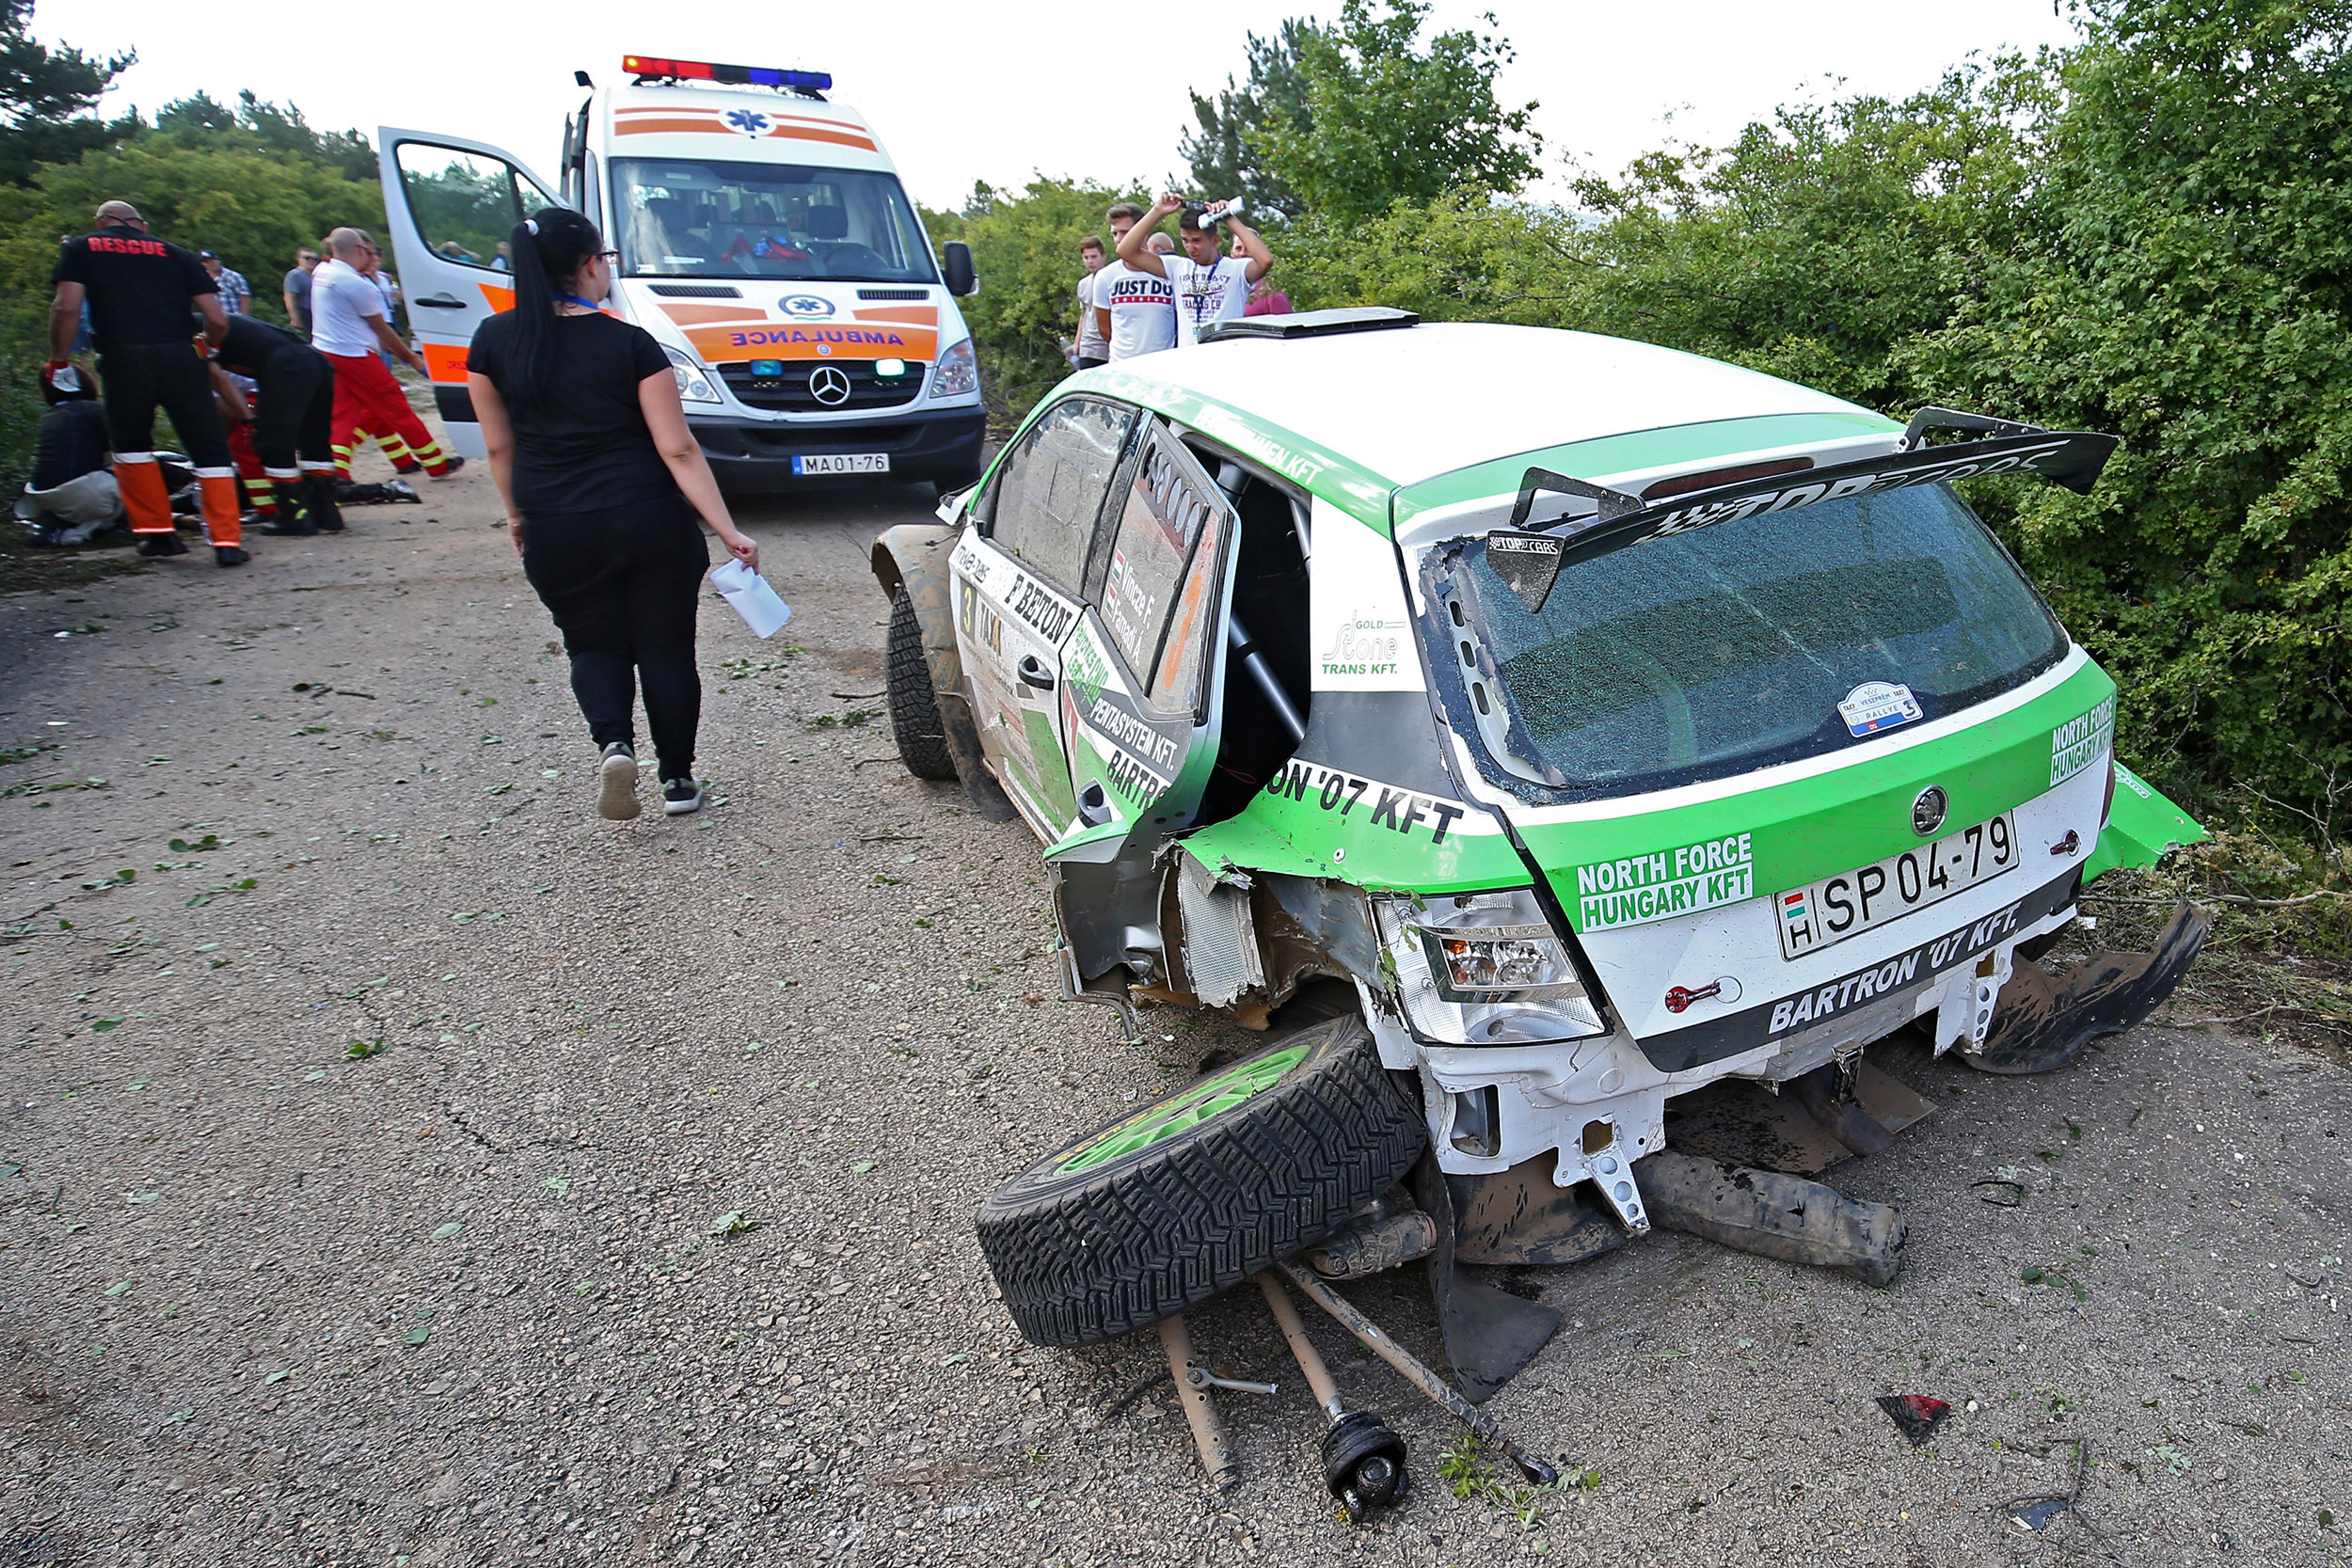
[421,343,471,385]
[764,125,878,151]
[850,306,940,326]
[613,119,729,136]
[478,282,516,312]
[656,302,767,325]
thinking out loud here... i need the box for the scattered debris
[1875,1393,1951,1447]
[1971,1178,2026,1208]
[1999,1436,2106,1544]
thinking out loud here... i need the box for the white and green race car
[871,309,2207,1394]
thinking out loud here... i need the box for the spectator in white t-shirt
[1073,236,1110,370]
[1099,233,1179,362]
[1115,193,1273,347]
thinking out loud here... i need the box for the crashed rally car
[868,309,2208,1396]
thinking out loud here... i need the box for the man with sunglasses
[314,228,461,481]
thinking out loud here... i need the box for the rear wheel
[976,1016,1425,1346]
[885,586,957,782]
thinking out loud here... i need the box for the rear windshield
[1442,483,2066,797]
[613,157,936,284]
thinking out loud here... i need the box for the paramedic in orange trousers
[44,199,247,565]
[314,228,460,481]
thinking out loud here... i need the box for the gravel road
[1,456,2347,1567]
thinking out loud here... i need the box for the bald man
[312,228,458,481]
[47,200,246,564]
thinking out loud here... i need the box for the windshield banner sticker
[2049,695,2115,786]
[1837,681,1923,737]
[1574,833,1756,930]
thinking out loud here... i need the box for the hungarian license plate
[1775,812,2018,960]
[792,452,889,475]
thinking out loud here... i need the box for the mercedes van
[377,55,983,492]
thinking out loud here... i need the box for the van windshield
[613,157,937,284]
[1444,483,2067,798]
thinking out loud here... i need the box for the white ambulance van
[376,55,984,493]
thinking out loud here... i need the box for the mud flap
[1963,899,2209,1075]
[1411,1153,1561,1404]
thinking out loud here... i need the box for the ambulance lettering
[726,326,910,348]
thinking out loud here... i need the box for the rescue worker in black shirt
[44,199,247,566]
[210,314,342,536]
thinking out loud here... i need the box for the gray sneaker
[596,743,641,820]
[661,778,706,816]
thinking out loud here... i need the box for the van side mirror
[941,241,977,297]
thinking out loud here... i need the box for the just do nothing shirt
[1100,261,1177,360]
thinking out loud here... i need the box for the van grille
[717,359,926,412]
[647,283,742,298]
[856,288,930,301]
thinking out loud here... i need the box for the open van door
[375,128,560,460]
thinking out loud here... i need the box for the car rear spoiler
[1493,418,2119,613]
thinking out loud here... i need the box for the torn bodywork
[1961,899,2210,1075]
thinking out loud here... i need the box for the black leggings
[519,494,710,780]
[250,344,335,473]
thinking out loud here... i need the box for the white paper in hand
[709,560,791,639]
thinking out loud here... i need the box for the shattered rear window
[1452,483,2065,795]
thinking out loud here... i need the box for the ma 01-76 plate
[1776,811,2018,960]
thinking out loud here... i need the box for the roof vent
[647,283,742,298]
[1197,306,1418,343]
[857,288,930,300]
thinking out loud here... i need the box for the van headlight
[929,338,977,400]
[663,346,720,404]
[1374,889,1608,1045]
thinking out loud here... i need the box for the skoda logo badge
[1912,785,1948,837]
[808,365,853,406]
[779,294,834,319]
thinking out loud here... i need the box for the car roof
[1091,322,1880,493]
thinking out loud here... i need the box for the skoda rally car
[869,309,2207,1392]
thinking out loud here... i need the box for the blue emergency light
[623,55,833,92]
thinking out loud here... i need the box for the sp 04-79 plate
[1776,811,2018,961]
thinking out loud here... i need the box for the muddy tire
[885,586,957,782]
[976,1017,1424,1347]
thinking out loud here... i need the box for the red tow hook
[1663,981,1723,1014]
[2052,829,2080,857]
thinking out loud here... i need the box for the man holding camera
[1113,193,1273,348]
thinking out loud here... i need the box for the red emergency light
[622,55,833,92]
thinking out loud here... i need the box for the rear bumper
[688,407,986,492]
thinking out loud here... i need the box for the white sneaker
[661,777,707,816]
[596,743,641,820]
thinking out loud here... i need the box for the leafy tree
[921,176,1146,426]
[0,0,133,186]
[152,89,377,182]
[1256,0,1540,224]
[1179,20,1317,217]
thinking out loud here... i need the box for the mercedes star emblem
[1912,785,1948,837]
[808,365,853,406]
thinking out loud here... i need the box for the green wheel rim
[1056,1044,1311,1173]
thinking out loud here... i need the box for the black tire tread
[885,586,957,782]
[976,1020,1422,1346]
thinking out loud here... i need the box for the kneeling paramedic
[210,314,342,536]
[44,199,246,565]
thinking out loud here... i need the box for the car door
[950,395,1136,838]
[375,128,560,459]
[1045,420,1239,991]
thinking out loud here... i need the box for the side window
[394,143,552,271]
[986,397,1136,593]
[1101,425,1232,717]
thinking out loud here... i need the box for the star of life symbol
[724,110,771,137]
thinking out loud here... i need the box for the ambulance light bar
[622,55,833,92]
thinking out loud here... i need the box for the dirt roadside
[0,456,2347,1567]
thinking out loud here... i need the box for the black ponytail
[502,206,605,410]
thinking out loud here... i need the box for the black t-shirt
[33,401,111,490]
[52,226,216,349]
[466,310,677,514]
[214,314,311,379]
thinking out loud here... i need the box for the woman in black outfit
[467,207,760,820]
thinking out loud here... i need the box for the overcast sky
[58,0,2081,213]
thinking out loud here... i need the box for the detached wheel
[885,585,957,782]
[977,1016,1424,1347]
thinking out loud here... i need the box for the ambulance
[376,55,984,492]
